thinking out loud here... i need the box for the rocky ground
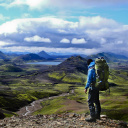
[0,113,128,128]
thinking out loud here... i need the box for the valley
[0,51,128,124]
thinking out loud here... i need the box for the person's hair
[87,59,93,66]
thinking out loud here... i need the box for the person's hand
[85,89,88,94]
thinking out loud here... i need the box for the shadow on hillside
[109,82,118,87]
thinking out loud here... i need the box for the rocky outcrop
[0,113,127,128]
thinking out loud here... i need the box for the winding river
[17,90,74,116]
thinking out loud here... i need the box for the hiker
[85,59,101,122]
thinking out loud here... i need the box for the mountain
[38,51,76,60]
[106,52,128,59]
[5,52,30,55]
[72,54,87,58]
[0,64,23,72]
[13,53,46,63]
[49,52,87,59]
[4,53,23,59]
[53,56,88,74]
[38,51,53,59]
[0,51,9,60]
[86,52,128,62]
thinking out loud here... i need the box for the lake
[26,61,62,65]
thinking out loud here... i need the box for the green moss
[48,71,87,84]
[0,62,128,122]
[102,109,128,122]
[4,113,15,117]
[67,86,87,104]
[33,97,66,115]
[54,84,72,93]
[29,90,59,99]
[100,79,128,122]
[108,69,128,84]
[0,96,29,111]
[62,72,87,84]
[17,94,37,101]
[48,71,66,80]
[0,96,8,106]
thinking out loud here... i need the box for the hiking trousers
[88,88,101,118]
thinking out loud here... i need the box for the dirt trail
[17,90,74,116]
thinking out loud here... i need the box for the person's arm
[85,69,92,93]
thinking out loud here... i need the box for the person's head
[87,59,93,66]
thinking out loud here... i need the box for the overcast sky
[0,0,128,55]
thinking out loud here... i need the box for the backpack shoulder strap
[89,66,95,70]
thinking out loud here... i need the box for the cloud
[0,17,77,35]
[1,0,128,10]
[100,38,106,44]
[116,40,123,44]
[0,40,15,48]
[79,16,119,29]
[0,41,9,46]
[24,35,51,43]
[60,38,70,43]
[71,38,87,44]
[0,16,128,55]
[22,13,31,18]
[0,20,19,34]
[0,14,10,21]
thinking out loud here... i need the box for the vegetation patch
[0,57,128,123]
[62,72,87,84]
[33,97,66,115]
[100,69,128,122]
[103,109,128,122]
[17,94,37,101]
[33,94,88,115]
[67,86,87,104]
[54,84,73,93]
[48,71,66,80]
[108,69,128,84]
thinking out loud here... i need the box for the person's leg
[86,89,96,122]
[94,89,101,119]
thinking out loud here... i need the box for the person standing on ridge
[85,59,101,122]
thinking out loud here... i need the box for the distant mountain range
[37,51,87,60]
[0,51,9,60]
[13,53,46,63]
[1,51,128,63]
[86,52,128,62]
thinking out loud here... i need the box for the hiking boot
[85,117,96,122]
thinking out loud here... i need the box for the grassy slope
[33,85,88,115]
[48,71,87,84]
[34,66,128,122]
[100,68,128,121]
[0,61,128,122]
